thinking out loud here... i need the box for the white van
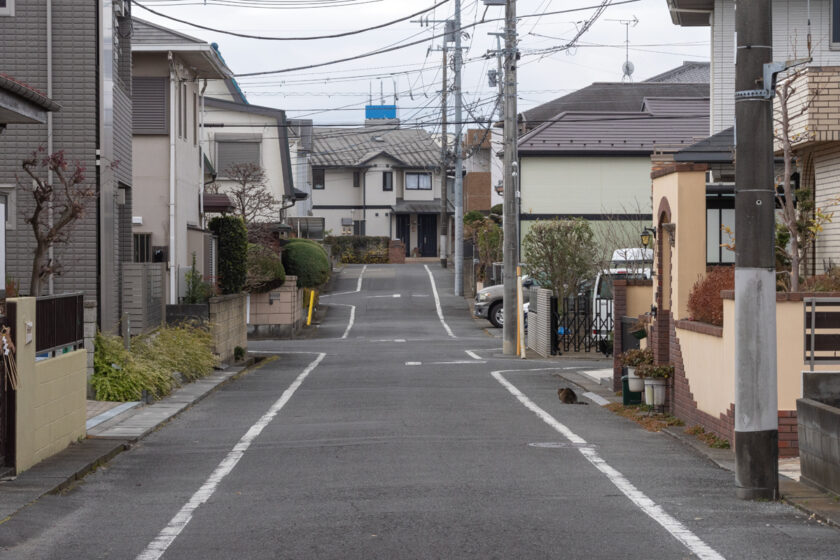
[591,248,653,338]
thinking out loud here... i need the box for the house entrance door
[396,214,410,257]
[418,214,437,257]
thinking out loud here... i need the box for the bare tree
[18,149,95,296]
[774,67,837,291]
[208,162,278,226]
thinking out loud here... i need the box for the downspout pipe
[168,53,177,304]
[199,79,207,229]
[47,0,54,294]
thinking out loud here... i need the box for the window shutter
[133,77,168,134]
[217,141,261,175]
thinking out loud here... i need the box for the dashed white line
[136,353,326,560]
[432,360,487,365]
[492,368,725,560]
[406,362,422,366]
[424,265,455,338]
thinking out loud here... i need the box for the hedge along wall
[209,216,247,294]
[324,236,390,263]
[282,239,331,288]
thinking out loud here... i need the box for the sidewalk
[556,367,840,530]
[0,360,259,523]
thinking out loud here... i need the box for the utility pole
[453,0,464,296]
[440,42,449,268]
[734,0,778,500]
[502,0,518,355]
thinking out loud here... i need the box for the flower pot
[631,328,647,340]
[644,377,667,407]
[626,367,644,393]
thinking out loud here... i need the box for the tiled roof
[311,126,439,169]
[644,61,710,84]
[642,97,709,116]
[392,198,453,214]
[518,109,709,155]
[522,82,708,131]
[0,73,61,112]
[132,18,207,46]
[674,126,734,163]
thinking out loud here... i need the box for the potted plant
[628,314,651,340]
[619,348,653,392]
[637,363,674,410]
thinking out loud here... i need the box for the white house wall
[711,0,840,134]
[520,156,653,216]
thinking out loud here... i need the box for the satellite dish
[622,60,635,81]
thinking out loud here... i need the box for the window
[405,172,432,190]
[181,83,188,139]
[0,186,15,229]
[193,93,198,146]
[382,171,393,191]
[313,168,325,189]
[353,171,361,188]
[134,233,152,263]
[353,220,366,236]
[0,1,15,16]
[706,194,736,265]
[217,140,261,175]
[133,77,168,134]
[834,0,840,46]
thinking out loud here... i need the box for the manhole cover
[528,442,596,449]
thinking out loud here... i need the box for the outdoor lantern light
[640,227,656,249]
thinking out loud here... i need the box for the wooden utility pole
[734,0,779,500]
[502,0,518,354]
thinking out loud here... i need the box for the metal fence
[35,293,84,354]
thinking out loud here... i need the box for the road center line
[424,265,455,338]
[491,369,725,560]
[136,353,327,560]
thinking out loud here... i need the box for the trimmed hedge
[282,239,331,288]
[324,235,390,263]
[209,216,247,294]
[246,243,286,293]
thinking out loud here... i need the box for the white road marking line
[424,264,455,338]
[368,294,401,299]
[342,305,356,339]
[321,265,367,298]
[432,360,487,365]
[394,339,406,343]
[136,353,326,560]
[492,369,726,560]
[406,362,422,366]
[582,392,611,406]
[465,350,482,360]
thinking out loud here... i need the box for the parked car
[474,277,533,328]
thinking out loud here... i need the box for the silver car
[474,277,533,328]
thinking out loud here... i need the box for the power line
[234,0,641,77]
[132,0,450,41]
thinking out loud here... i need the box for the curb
[0,358,267,524]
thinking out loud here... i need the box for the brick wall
[389,240,406,263]
[464,172,491,213]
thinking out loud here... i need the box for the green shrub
[209,216,247,294]
[183,253,213,304]
[283,239,331,288]
[91,324,218,401]
[490,203,503,215]
[245,243,286,293]
[234,346,246,362]
[463,210,484,226]
[324,235,390,262]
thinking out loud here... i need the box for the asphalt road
[1,263,839,559]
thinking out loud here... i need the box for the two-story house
[0,0,133,331]
[310,124,445,257]
[667,0,840,269]
[201,71,303,228]
[131,19,232,304]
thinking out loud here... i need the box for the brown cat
[557,387,588,405]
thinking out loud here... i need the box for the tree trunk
[29,245,45,297]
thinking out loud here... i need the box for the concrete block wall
[248,276,304,339]
[11,298,87,474]
[797,397,840,495]
[208,293,247,364]
[83,300,97,398]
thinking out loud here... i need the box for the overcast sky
[134,0,710,129]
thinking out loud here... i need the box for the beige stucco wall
[626,284,653,318]
[678,298,830,419]
[249,275,304,328]
[12,297,87,473]
[520,156,653,215]
[653,169,706,320]
[209,293,247,364]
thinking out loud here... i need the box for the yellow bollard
[307,290,316,326]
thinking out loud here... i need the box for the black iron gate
[551,292,614,354]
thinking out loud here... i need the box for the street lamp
[640,227,656,249]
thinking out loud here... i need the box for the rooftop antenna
[607,15,638,82]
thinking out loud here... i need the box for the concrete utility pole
[440,43,449,269]
[502,0,518,355]
[734,0,778,500]
[453,0,464,296]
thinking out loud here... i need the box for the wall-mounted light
[640,227,656,249]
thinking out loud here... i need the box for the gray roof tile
[311,126,439,169]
